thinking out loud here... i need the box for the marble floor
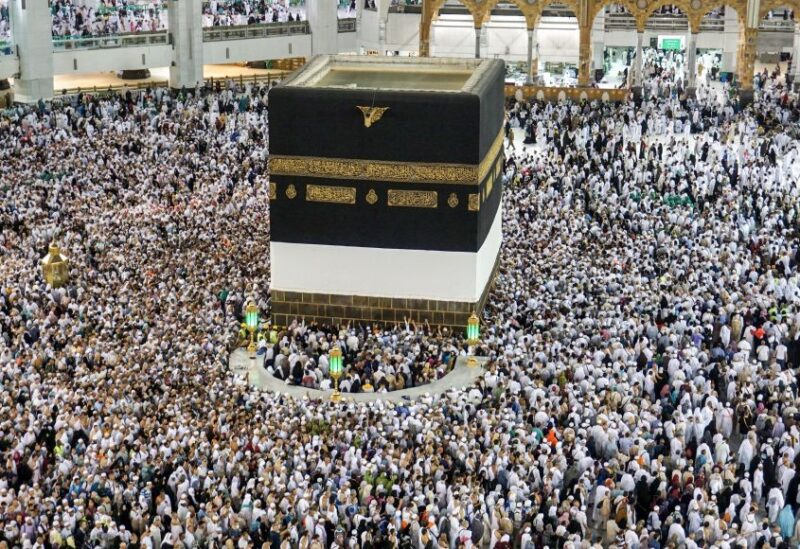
[595,57,790,89]
[37,58,792,94]
[230,348,489,403]
[51,64,286,91]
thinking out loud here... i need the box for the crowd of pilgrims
[202,0,305,28]
[48,0,305,39]
[264,318,459,393]
[50,0,168,38]
[1,69,800,549]
[0,0,9,44]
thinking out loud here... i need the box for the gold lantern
[41,243,69,288]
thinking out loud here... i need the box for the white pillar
[721,7,739,73]
[792,23,800,81]
[168,0,203,90]
[479,21,488,56]
[378,18,387,53]
[308,0,339,55]
[634,30,644,86]
[591,10,605,77]
[355,0,363,33]
[475,26,481,58]
[526,28,534,83]
[9,0,54,102]
[745,0,760,28]
[686,32,698,87]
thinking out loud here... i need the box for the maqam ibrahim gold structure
[41,243,69,288]
[419,0,787,92]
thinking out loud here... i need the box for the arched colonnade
[419,0,796,92]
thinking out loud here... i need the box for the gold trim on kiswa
[271,156,475,185]
[468,194,480,211]
[269,129,504,186]
[483,175,494,201]
[269,182,277,200]
[387,189,438,208]
[493,155,504,181]
[306,184,357,205]
[479,129,505,183]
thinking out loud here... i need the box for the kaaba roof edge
[279,55,504,94]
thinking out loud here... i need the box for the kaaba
[268,55,505,328]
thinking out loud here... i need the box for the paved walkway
[229,349,488,403]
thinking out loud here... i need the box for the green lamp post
[466,312,480,345]
[329,346,343,402]
[244,302,260,354]
[466,312,480,367]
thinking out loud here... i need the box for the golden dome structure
[41,242,70,288]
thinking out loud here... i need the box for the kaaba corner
[268,55,505,328]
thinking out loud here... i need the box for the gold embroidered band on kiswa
[387,190,438,208]
[306,184,357,204]
[269,129,503,186]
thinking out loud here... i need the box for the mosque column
[632,30,644,93]
[474,24,482,58]
[168,0,203,90]
[308,0,339,55]
[791,22,800,90]
[720,7,739,74]
[356,0,364,30]
[738,0,760,104]
[479,20,489,55]
[578,24,592,86]
[526,26,538,83]
[686,31,698,91]
[419,0,433,56]
[737,27,758,103]
[9,0,54,103]
[591,10,605,82]
[378,18,388,53]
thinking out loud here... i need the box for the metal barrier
[206,71,291,88]
[202,21,310,42]
[338,18,357,32]
[505,83,629,102]
[395,3,577,16]
[699,18,725,31]
[55,80,169,97]
[759,19,795,31]
[604,15,785,31]
[54,71,292,97]
[540,3,578,17]
[368,1,793,32]
[52,31,169,50]
[604,13,724,31]
[389,4,420,12]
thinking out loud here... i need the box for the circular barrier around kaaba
[229,349,488,403]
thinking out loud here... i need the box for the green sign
[661,38,682,51]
